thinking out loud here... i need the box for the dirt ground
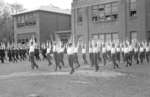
[0,59,150,97]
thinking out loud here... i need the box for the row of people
[28,39,150,74]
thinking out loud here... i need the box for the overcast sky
[4,0,73,9]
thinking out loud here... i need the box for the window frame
[91,2,119,23]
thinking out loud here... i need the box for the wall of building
[39,11,71,43]
[145,0,150,41]
[13,12,40,44]
[72,0,124,43]
[126,0,146,41]
[72,0,149,43]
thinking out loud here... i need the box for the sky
[4,0,73,9]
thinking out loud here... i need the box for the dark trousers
[35,54,41,61]
[116,52,120,63]
[111,53,119,69]
[129,52,133,66]
[29,52,38,69]
[134,52,139,64]
[125,53,132,67]
[102,53,107,66]
[74,53,80,66]
[68,54,74,73]
[98,52,102,63]
[12,52,17,62]
[59,52,65,66]
[0,56,4,63]
[54,52,61,71]
[8,55,12,62]
[93,53,99,71]
[0,51,5,63]
[89,53,94,66]
[47,53,52,66]
[122,52,125,62]
[107,51,111,60]
[82,53,88,64]
[146,51,150,63]
[140,52,145,64]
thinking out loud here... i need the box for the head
[69,43,72,47]
[31,42,33,45]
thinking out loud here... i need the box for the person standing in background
[29,37,39,70]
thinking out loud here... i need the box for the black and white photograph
[0,0,150,97]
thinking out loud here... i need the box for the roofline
[12,9,71,16]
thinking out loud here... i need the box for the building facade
[13,7,71,44]
[72,0,150,44]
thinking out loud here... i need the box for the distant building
[72,0,150,44]
[12,5,71,44]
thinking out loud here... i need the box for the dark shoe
[126,64,129,67]
[70,69,75,74]
[55,68,57,71]
[48,64,52,66]
[95,66,99,72]
[113,66,116,69]
[36,65,39,69]
[59,66,62,70]
[76,65,80,69]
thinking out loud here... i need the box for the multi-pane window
[16,13,36,28]
[91,2,119,22]
[91,32,119,42]
[99,34,105,41]
[77,8,83,23]
[112,33,119,41]
[130,31,137,41]
[129,0,137,17]
[106,34,111,42]
[111,3,119,20]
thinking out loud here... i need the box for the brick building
[72,0,150,44]
[12,5,71,44]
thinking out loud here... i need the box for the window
[105,4,111,16]
[112,33,119,41]
[130,31,137,41]
[91,32,119,42]
[77,8,83,23]
[91,2,119,22]
[21,15,25,23]
[106,34,112,42]
[112,2,119,14]
[17,16,25,28]
[129,0,137,17]
[99,34,105,41]
[17,13,37,28]
[147,31,150,42]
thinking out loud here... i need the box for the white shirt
[29,45,35,53]
[129,46,133,52]
[53,46,56,52]
[124,47,129,54]
[46,48,51,54]
[74,47,78,53]
[89,47,93,53]
[116,47,120,52]
[107,45,111,51]
[140,47,144,52]
[146,46,150,52]
[102,47,106,53]
[111,48,116,54]
[93,47,99,53]
[134,47,138,52]
[121,47,124,52]
[57,47,64,53]
[67,47,74,55]
[82,48,86,54]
